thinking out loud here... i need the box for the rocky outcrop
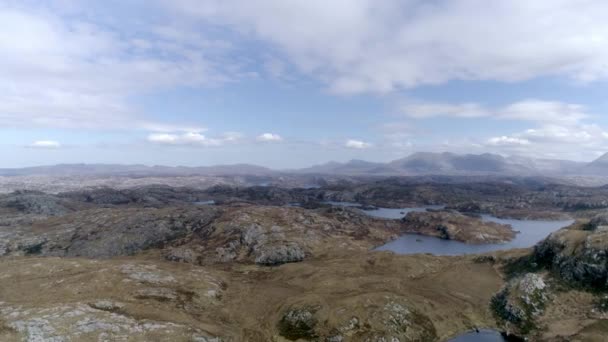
[196,221,309,266]
[278,307,319,340]
[254,243,305,266]
[534,221,608,290]
[491,273,550,336]
[0,191,73,216]
[59,185,210,206]
[587,212,608,231]
[170,206,402,266]
[277,297,437,342]
[402,210,516,244]
[4,206,220,258]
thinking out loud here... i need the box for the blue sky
[2,0,608,168]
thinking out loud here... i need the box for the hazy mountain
[388,152,542,175]
[505,156,586,174]
[0,163,275,177]
[583,153,608,175]
[297,152,598,176]
[295,159,398,175]
[1,152,604,178]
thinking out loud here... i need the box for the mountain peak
[591,152,608,164]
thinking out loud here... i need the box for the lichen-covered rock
[534,224,608,290]
[7,206,220,258]
[88,300,125,312]
[0,191,72,216]
[278,307,318,340]
[0,302,224,342]
[491,273,549,335]
[254,243,305,266]
[587,212,608,231]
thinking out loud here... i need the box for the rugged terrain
[0,179,606,341]
[401,210,516,244]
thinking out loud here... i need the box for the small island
[402,210,517,244]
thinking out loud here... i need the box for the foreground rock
[491,273,550,336]
[534,218,608,290]
[491,218,608,340]
[402,210,516,244]
[587,212,608,231]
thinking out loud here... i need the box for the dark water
[363,206,444,219]
[322,201,573,256]
[322,201,364,207]
[448,330,508,342]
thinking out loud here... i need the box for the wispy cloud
[167,0,608,94]
[345,139,372,149]
[27,140,61,149]
[0,3,242,130]
[256,133,283,142]
[147,132,231,147]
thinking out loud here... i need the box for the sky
[2,0,608,168]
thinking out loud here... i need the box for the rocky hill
[0,182,607,341]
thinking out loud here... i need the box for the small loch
[323,201,573,256]
[447,329,523,342]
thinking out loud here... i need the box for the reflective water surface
[323,201,573,256]
[448,330,509,342]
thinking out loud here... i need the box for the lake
[324,201,573,256]
[448,330,520,342]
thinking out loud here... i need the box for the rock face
[587,212,608,231]
[254,243,305,266]
[534,221,608,290]
[0,191,73,216]
[491,273,550,336]
[4,206,220,258]
[402,210,516,244]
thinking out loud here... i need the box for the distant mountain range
[295,152,603,176]
[0,163,275,177]
[1,152,607,177]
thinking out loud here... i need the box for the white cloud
[487,136,530,146]
[401,99,591,125]
[148,133,180,144]
[483,124,608,160]
[28,140,61,149]
[402,103,488,119]
[256,133,283,142]
[398,98,608,160]
[166,0,608,94]
[147,132,224,147]
[0,4,240,130]
[499,100,588,124]
[222,131,244,142]
[345,139,372,149]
